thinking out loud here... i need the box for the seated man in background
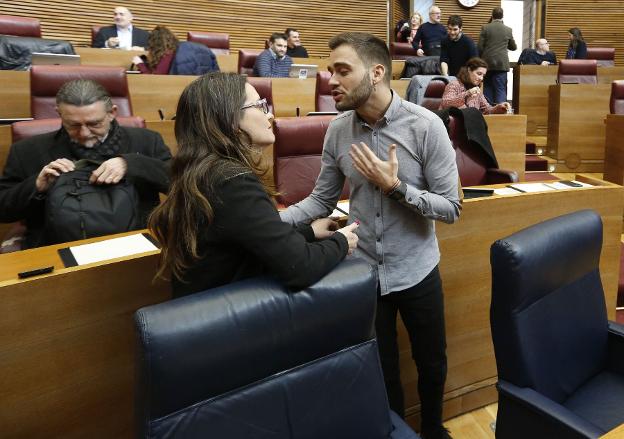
[440,15,478,76]
[285,28,309,58]
[517,38,557,65]
[0,79,171,249]
[253,32,292,77]
[93,6,150,49]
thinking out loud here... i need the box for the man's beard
[335,72,374,111]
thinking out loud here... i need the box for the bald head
[429,6,441,24]
[535,38,550,54]
[113,6,133,29]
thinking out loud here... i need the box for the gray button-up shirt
[280,91,461,295]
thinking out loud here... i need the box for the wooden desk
[0,231,171,438]
[1,177,621,437]
[604,114,624,185]
[0,70,30,118]
[512,65,557,136]
[547,84,611,172]
[392,60,406,79]
[484,114,527,181]
[513,66,624,137]
[401,175,623,427]
[75,47,144,68]
[127,74,196,120]
[216,53,238,73]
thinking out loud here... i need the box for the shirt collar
[116,24,133,32]
[356,90,401,127]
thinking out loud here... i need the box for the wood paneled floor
[444,403,497,439]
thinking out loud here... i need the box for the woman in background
[440,57,510,114]
[566,27,587,59]
[132,25,178,74]
[397,13,423,45]
[149,72,358,297]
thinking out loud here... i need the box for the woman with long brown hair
[149,72,358,297]
[440,57,510,114]
[566,27,587,59]
[132,25,178,74]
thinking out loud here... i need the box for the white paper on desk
[69,234,158,266]
[329,200,350,218]
[508,183,556,193]
[494,187,523,196]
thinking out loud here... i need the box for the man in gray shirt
[281,32,460,439]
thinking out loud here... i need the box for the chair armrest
[486,168,519,184]
[607,321,624,375]
[497,380,604,438]
[0,222,27,253]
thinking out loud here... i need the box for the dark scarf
[60,119,124,162]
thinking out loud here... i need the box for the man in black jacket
[92,6,149,49]
[0,79,171,248]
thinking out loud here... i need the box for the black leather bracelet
[387,181,407,201]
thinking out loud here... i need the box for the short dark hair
[457,57,488,87]
[284,28,298,37]
[447,15,463,28]
[56,79,113,111]
[492,7,504,19]
[328,32,392,85]
[269,32,287,43]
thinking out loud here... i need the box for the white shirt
[116,25,133,49]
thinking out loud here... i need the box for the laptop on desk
[288,64,318,79]
[31,52,81,66]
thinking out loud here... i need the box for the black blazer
[92,25,150,48]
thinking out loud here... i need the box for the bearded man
[280,32,460,439]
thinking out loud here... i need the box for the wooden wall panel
[434,0,501,42]
[545,0,624,66]
[4,0,388,57]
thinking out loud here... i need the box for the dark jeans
[484,70,508,104]
[375,266,447,436]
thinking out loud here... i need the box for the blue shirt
[253,49,292,77]
[412,22,447,55]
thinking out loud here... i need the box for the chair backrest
[30,65,133,119]
[186,31,230,55]
[91,25,102,46]
[273,116,349,206]
[0,14,41,38]
[237,49,262,76]
[390,42,419,60]
[134,259,395,439]
[246,77,274,114]
[315,70,336,112]
[610,80,624,114]
[11,116,145,143]
[448,115,489,186]
[421,80,447,111]
[490,209,609,404]
[586,47,615,67]
[557,59,598,84]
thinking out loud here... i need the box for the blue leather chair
[135,259,420,439]
[490,210,624,438]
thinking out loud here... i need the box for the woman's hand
[467,86,481,96]
[336,222,359,255]
[311,217,339,239]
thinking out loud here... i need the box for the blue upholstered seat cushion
[563,370,624,432]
